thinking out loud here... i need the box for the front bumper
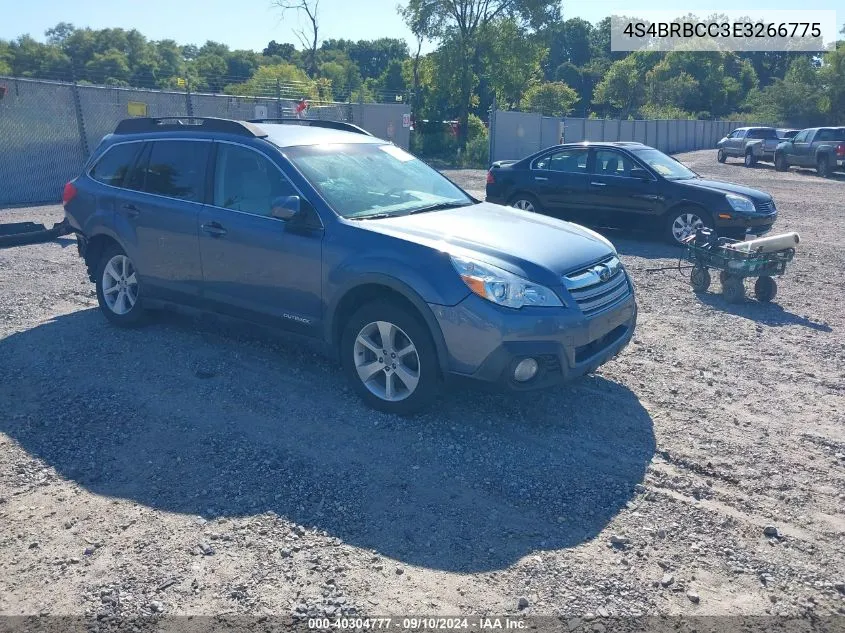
[430,292,637,391]
[714,210,776,235]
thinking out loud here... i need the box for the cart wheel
[719,270,729,285]
[690,266,711,293]
[754,276,777,303]
[722,276,745,304]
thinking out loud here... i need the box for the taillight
[62,181,77,205]
[486,170,495,184]
[836,143,845,157]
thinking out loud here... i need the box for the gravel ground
[1,151,844,621]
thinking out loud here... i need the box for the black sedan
[485,142,777,245]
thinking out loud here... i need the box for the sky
[2,0,841,54]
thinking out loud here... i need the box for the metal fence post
[185,82,194,117]
[276,79,283,118]
[70,80,90,161]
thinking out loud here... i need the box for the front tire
[341,301,440,415]
[754,276,777,303]
[717,149,726,163]
[722,276,745,304]
[95,244,146,327]
[774,153,788,172]
[690,266,711,293]
[510,193,541,214]
[665,208,713,246]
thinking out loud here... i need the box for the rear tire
[95,244,146,327]
[717,149,726,163]
[774,153,788,172]
[817,155,831,178]
[341,300,440,415]
[744,151,757,168]
[509,193,542,214]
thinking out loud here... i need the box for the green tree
[592,54,647,117]
[85,49,131,85]
[224,62,316,99]
[400,0,559,148]
[819,38,845,125]
[520,81,577,116]
[480,18,546,109]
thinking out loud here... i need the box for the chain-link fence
[0,77,409,206]
[489,109,756,164]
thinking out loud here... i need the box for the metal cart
[683,228,795,304]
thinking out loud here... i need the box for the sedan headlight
[726,193,755,213]
[450,255,563,309]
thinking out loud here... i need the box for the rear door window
[534,148,588,173]
[792,130,811,143]
[89,142,143,188]
[143,140,210,202]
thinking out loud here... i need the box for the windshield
[285,143,473,219]
[633,148,697,180]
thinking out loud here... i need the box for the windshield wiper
[348,211,404,220]
[406,201,474,215]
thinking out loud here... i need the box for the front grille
[755,200,776,214]
[563,255,632,316]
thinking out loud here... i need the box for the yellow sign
[176,77,187,88]
[127,101,148,117]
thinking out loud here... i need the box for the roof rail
[114,117,268,138]
[247,118,374,136]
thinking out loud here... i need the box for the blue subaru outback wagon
[63,117,637,414]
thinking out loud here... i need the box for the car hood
[353,202,615,279]
[676,178,771,201]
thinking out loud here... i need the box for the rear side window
[534,148,588,173]
[143,141,210,202]
[793,130,811,143]
[89,143,142,187]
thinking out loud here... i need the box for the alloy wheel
[671,212,705,243]
[512,199,535,212]
[353,320,421,402]
[101,254,138,315]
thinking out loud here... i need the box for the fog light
[513,358,539,382]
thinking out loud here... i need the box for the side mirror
[629,167,650,180]
[270,195,301,221]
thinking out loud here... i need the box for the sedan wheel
[354,320,420,403]
[717,149,726,163]
[667,210,707,245]
[512,198,536,212]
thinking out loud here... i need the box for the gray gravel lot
[1,151,844,618]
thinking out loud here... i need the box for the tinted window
[144,141,209,201]
[593,150,633,176]
[793,130,810,143]
[731,129,746,139]
[213,144,297,217]
[124,143,150,191]
[89,143,141,187]
[816,129,845,142]
[748,128,778,140]
[535,148,588,172]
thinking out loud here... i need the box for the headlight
[450,255,563,309]
[726,193,755,213]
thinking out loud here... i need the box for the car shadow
[693,291,832,331]
[0,308,655,573]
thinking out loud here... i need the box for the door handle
[201,222,227,237]
[590,181,607,187]
[534,176,549,181]
[121,203,140,218]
